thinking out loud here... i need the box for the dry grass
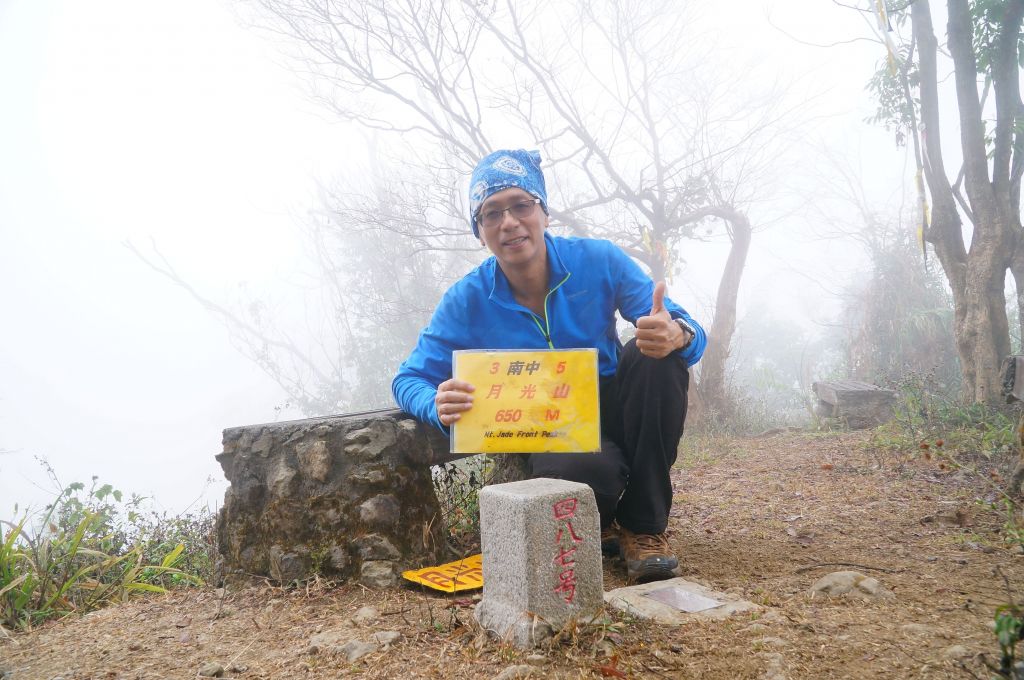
[3,431,1019,679]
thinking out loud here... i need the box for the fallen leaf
[820,464,834,470]
[598,655,626,675]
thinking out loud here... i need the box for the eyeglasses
[477,198,541,229]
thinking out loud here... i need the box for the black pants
[528,337,689,534]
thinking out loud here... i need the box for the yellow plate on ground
[402,554,483,592]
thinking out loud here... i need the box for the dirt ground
[3,431,1020,679]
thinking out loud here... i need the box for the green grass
[1,470,214,631]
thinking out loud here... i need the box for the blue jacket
[392,233,706,432]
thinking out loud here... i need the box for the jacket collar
[488,232,570,308]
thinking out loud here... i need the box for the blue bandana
[468,149,547,237]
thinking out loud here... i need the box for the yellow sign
[402,554,483,592]
[451,349,600,454]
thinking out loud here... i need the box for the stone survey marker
[216,409,458,586]
[475,478,603,648]
[812,379,895,429]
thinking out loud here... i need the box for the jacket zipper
[527,272,571,349]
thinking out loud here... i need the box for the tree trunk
[1010,245,1024,352]
[906,0,1018,405]
[959,240,1013,403]
[696,210,753,417]
[946,0,1016,404]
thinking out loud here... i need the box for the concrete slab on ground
[604,577,761,624]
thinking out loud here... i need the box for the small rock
[269,545,307,582]
[901,623,934,636]
[352,605,380,625]
[360,561,397,588]
[961,541,988,553]
[760,610,786,624]
[358,495,400,527]
[755,636,788,648]
[525,653,546,666]
[943,644,971,659]
[670,644,684,653]
[759,651,787,680]
[925,556,938,562]
[297,439,331,482]
[353,534,401,561]
[307,629,348,655]
[744,623,770,634]
[350,467,388,485]
[809,571,894,600]
[197,662,224,678]
[228,664,249,673]
[127,641,143,651]
[495,665,535,680]
[214,587,227,598]
[328,544,349,571]
[339,639,379,662]
[175,616,192,628]
[935,509,970,527]
[373,630,402,647]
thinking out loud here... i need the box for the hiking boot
[601,522,621,557]
[618,526,678,583]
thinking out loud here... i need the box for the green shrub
[1,471,214,630]
[870,373,1016,462]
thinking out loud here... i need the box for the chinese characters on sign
[451,349,600,454]
[552,497,583,604]
[401,554,484,592]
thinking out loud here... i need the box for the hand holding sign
[635,281,686,359]
[436,378,475,426]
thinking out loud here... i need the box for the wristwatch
[674,318,695,350]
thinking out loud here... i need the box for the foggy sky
[0,0,918,519]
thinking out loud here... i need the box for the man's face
[477,188,548,269]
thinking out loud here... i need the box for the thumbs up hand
[635,281,687,359]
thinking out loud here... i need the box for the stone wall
[215,409,459,587]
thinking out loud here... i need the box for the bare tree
[864,0,1024,404]
[240,0,796,415]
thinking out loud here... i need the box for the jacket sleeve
[391,296,462,433]
[607,241,707,367]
